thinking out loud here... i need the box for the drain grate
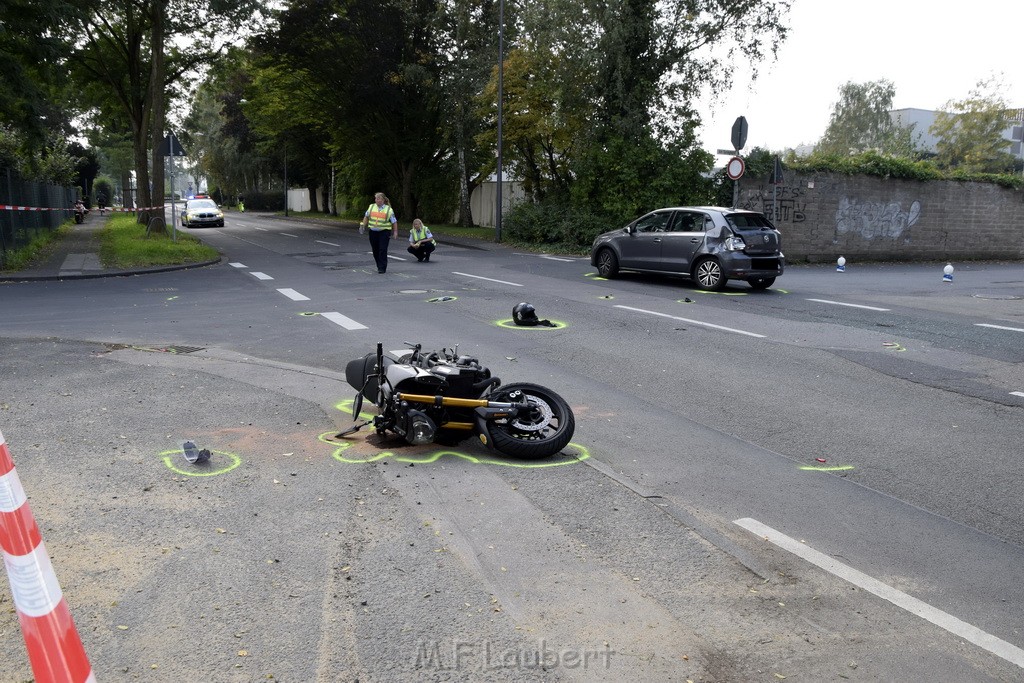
[133,344,206,354]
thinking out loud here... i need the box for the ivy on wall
[785,151,1023,190]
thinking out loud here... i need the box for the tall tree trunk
[401,160,415,224]
[148,0,166,228]
[457,140,474,227]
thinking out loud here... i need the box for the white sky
[699,0,1024,156]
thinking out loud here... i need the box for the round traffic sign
[726,156,745,180]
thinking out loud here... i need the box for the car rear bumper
[720,253,785,277]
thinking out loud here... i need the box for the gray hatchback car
[590,206,784,290]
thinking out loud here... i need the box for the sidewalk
[0,217,219,283]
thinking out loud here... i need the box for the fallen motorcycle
[338,342,575,459]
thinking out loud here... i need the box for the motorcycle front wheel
[487,383,575,459]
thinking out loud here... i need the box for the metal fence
[0,167,76,269]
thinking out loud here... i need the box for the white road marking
[250,272,274,280]
[281,233,298,237]
[1011,391,1024,398]
[452,271,523,287]
[976,323,1024,333]
[807,298,890,311]
[321,312,368,330]
[255,227,267,231]
[734,518,1024,669]
[541,255,575,262]
[277,288,310,301]
[388,254,407,261]
[229,262,247,268]
[316,240,340,247]
[615,305,766,338]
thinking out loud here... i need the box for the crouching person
[408,219,437,262]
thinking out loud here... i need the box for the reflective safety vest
[366,203,394,230]
[410,226,435,245]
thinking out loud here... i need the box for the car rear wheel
[748,277,775,290]
[596,248,619,278]
[694,258,727,291]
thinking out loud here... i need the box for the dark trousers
[407,242,436,261]
[368,230,391,272]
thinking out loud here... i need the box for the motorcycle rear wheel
[488,383,575,459]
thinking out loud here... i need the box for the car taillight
[725,236,745,251]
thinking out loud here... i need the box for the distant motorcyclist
[73,199,88,224]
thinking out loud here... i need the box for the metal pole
[169,132,178,241]
[495,0,504,243]
[284,153,289,217]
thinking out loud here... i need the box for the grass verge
[0,223,74,271]
[99,214,219,268]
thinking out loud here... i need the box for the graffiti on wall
[835,197,921,240]
[740,184,807,223]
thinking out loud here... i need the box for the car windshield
[725,213,775,230]
[188,199,217,210]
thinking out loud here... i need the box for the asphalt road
[0,211,1022,681]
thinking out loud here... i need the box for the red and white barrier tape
[0,204,164,212]
[0,430,95,683]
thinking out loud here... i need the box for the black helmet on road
[512,302,540,326]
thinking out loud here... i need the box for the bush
[501,201,621,253]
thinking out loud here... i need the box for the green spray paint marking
[584,273,608,281]
[334,399,376,422]
[495,319,567,330]
[158,449,242,476]
[298,311,319,317]
[318,433,590,468]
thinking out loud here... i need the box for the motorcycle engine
[395,406,436,445]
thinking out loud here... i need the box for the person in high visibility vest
[360,192,398,273]
[407,218,436,262]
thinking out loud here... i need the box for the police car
[180,195,224,228]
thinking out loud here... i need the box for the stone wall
[736,173,1024,263]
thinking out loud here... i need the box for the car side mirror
[625,225,635,234]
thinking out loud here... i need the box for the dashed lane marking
[807,298,890,311]
[614,305,766,338]
[321,312,368,330]
[452,271,523,287]
[277,288,310,301]
[734,517,1024,670]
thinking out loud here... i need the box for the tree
[930,77,1017,173]
[817,80,920,157]
[477,0,783,221]
[251,0,456,220]
[0,0,87,184]
[69,142,101,202]
[72,0,266,221]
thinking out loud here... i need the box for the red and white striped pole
[0,429,95,683]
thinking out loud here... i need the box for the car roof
[652,206,762,214]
